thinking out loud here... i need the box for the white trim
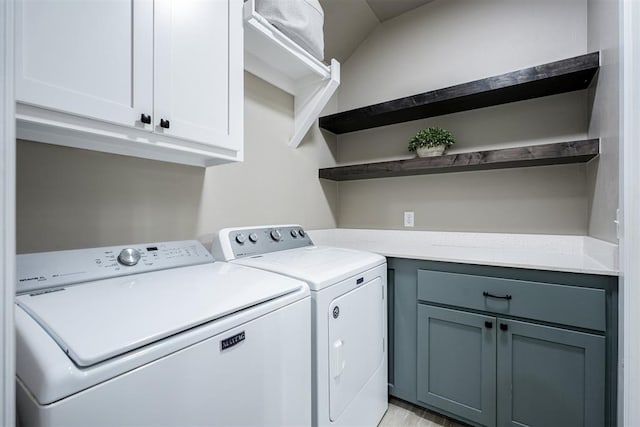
[1,0,16,425]
[16,103,241,167]
[290,60,340,148]
[620,0,640,425]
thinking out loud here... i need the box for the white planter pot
[416,145,446,157]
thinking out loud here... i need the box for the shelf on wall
[243,0,340,148]
[318,139,599,181]
[319,52,599,135]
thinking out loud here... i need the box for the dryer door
[328,276,385,421]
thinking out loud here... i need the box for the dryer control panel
[212,225,313,260]
[16,240,213,294]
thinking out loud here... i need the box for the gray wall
[586,0,620,243]
[335,0,598,236]
[17,140,204,252]
[338,0,588,111]
[195,74,339,240]
[17,73,339,253]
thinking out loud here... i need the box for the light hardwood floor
[378,398,469,427]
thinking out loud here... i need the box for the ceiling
[319,0,435,63]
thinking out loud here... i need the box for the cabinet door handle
[160,118,170,129]
[484,321,493,329]
[500,323,509,331]
[140,113,151,124]
[483,291,512,300]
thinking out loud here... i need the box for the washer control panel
[16,240,213,294]
[222,225,313,259]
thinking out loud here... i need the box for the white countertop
[307,229,618,276]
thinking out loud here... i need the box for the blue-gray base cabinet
[387,258,618,427]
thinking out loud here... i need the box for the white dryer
[211,225,388,427]
[15,240,311,427]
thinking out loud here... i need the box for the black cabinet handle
[483,291,512,300]
[160,119,170,129]
[484,321,493,329]
[140,113,151,124]
[500,323,509,331]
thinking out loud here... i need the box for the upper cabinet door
[153,0,243,151]
[15,0,153,128]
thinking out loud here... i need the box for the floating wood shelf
[319,53,599,134]
[318,140,599,181]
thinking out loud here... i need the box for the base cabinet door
[496,319,605,427]
[417,305,497,426]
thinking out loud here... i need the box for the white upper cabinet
[15,0,243,167]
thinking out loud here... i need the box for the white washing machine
[211,225,388,427]
[15,240,311,427]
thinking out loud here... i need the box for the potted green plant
[408,127,455,157]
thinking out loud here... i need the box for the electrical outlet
[404,211,415,227]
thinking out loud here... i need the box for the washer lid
[16,262,305,367]
[232,246,385,290]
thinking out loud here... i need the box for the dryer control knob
[118,248,141,266]
[298,229,306,237]
[270,229,282,241]
[290,230,298,238]
[248,233,258,243]
[235,233,247,244]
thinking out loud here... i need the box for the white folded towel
[255,0,325,61]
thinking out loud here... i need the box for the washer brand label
[19,276,46,283]
[29,288,65,297]
[221,331,245,351]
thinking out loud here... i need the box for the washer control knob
[298,229,306,237]
[290,230,298,238]
[270,229,282,242]
[118,248,141,266]
[235,233,247,244]
[248,233,258,243]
